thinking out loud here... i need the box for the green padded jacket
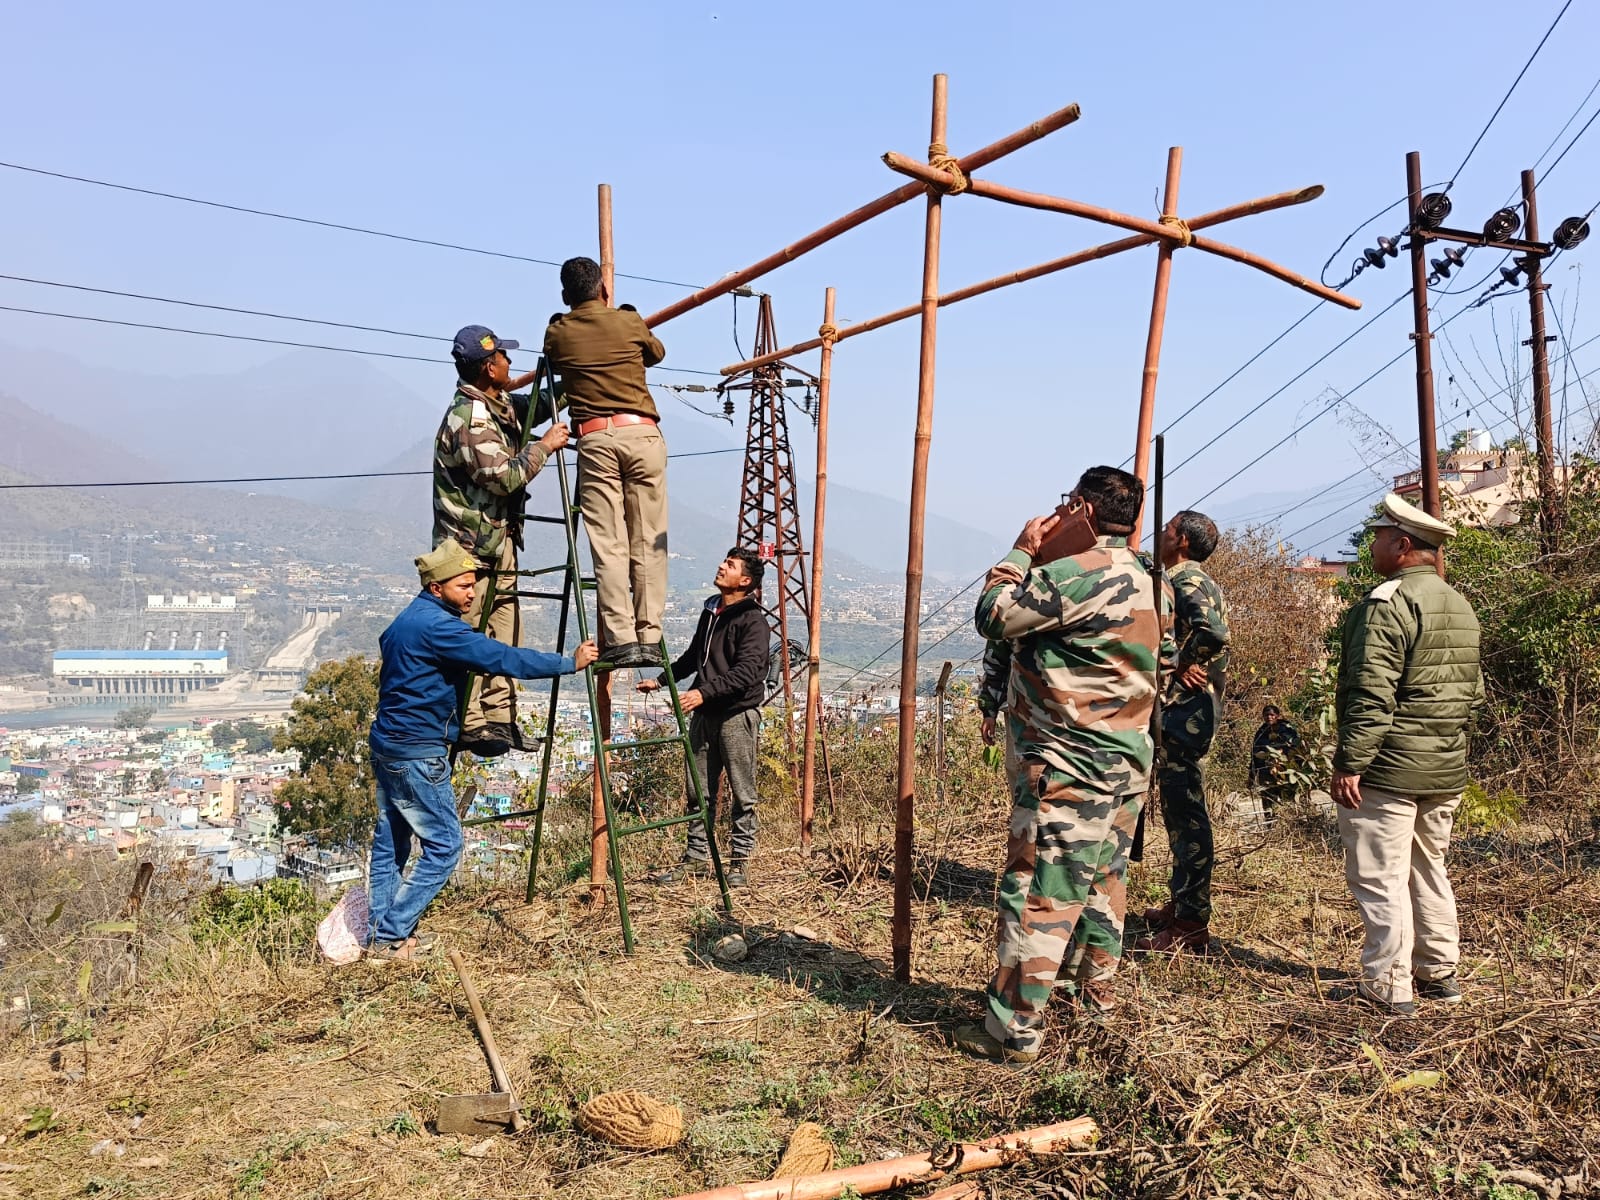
[1334,564,1483,795]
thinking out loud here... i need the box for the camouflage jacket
[977,637,1011,718]
[974,540,1163,794]
[1249,720,1300,786]
[1160,559,1230,756]
[432,383,559,565]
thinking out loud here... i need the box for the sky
[2,0,1598,558]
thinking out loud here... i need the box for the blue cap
[452,325,520,362]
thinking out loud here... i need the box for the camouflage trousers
[985,758,1142,1055]
[1158,751,1214,925]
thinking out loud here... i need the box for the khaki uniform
[543,301,668,648]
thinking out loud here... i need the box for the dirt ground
[4,792,1598,1200]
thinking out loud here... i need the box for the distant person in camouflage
[954,466,1163,1064]
[1249,704,1300,820]
[1137,509,1230,955]
[433,325,570,758]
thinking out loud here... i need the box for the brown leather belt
[574,413,658,437]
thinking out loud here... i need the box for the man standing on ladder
[434,325,570,758]
[639,549,770,888]
[543,257,669,669]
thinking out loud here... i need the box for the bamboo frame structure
[719,185,1329,376]
[1131,148,1184,543]
[590,182,616,903]
[799,287,836,852]
[641,104,1082,329]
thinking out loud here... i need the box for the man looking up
[1138,509,1230,955]
[640,549,770,888]
[543,258,669,669]
[366,538,597,961]
[1333,493,1481,1016]
[955,467,1162,1062]
[434,324,570,757]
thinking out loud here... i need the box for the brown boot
[1141,901,1175,929]
[1134,917,1210,954]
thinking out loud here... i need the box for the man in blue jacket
[366,538,597,961]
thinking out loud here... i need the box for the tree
[114,706,154,731]
[274,656,380,850]
[209,721,237,748]
[147,767,167,792]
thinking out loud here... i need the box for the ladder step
[525,514,567,525]
[617,810,713,837]
[514,590,568,601]
[462,805,542,828]
[603,734,689,753]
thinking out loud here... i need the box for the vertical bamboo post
[892,74,948,984]
[1130,147,1183,546]
[1405,152,1444,578]
[590,182,616,903]
[800,287,836,852]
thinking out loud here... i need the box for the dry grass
[4,749,1599,1200]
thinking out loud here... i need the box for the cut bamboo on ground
[658,1116,1099,1200]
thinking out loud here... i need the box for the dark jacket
[663,595,770,718]
[541,300,664,423]
[1335,565,1483,794]
[370,591,574,760]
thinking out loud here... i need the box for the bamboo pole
[719,186,1329,375]
[892,74,948,986]
[657,1116,1099,1200]
[642,102,1082,329]
[1131,148,1182,546]
[881,154,1359,310]
[590,182,615,903]
[800,287,836,852]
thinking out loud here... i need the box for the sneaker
[455,727,512,758]
[1415,974,1462,1004]
[1134,917,1211,954]
[646,858,713,885]
[407,932,439,954]
[724,860,748,888]
[951,1022,1039,1065]
[1332,984,1418,1018]
[603,643,645,669]
[368,940,420,962]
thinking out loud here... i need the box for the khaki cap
[416,537,479,586]
[1365,492,1455,547]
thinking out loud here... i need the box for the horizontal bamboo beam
[721,185,1332,374]
[642,102,1082,329]
[883,152,1358,309]
[660,1116,1100,1200]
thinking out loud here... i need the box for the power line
[0,301,724,376]
[0,447,741,491]
[0,160,705,291]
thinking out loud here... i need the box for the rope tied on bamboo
[817,322,839,347]
[926,142,969,195]
[1159,214,1194,247]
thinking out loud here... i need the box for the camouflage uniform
[1249,718,1301,817]
[433,383,558,738]
[974,539,1161,1053]
[1157,560,1230,925]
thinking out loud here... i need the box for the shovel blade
[437,1092,516,1136]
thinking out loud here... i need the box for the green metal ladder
[456,358,732,952]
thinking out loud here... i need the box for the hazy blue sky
[3,0,1597,555]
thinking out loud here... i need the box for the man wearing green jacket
[1333,493,1482,1016]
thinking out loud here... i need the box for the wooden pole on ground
[642,102,1081,329]
[892,74,949,985]
[591,182,616,903]
[719,186,1331,375]
[1131,148,1183,545]
[800,287,836,852]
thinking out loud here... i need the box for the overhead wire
[0,160,705,290]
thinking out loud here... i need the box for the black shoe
[1332,984,1417,1018]
[455,728,511,758]
[725,860,748,888]
[647,858,712,885]
[1415,974,1462,1004]
[506,722,538,752]
[636,644,665,668]
[603,642,645,669]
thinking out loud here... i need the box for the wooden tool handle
[448,949,526,1132]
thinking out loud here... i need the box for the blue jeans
[367,753,463,945]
